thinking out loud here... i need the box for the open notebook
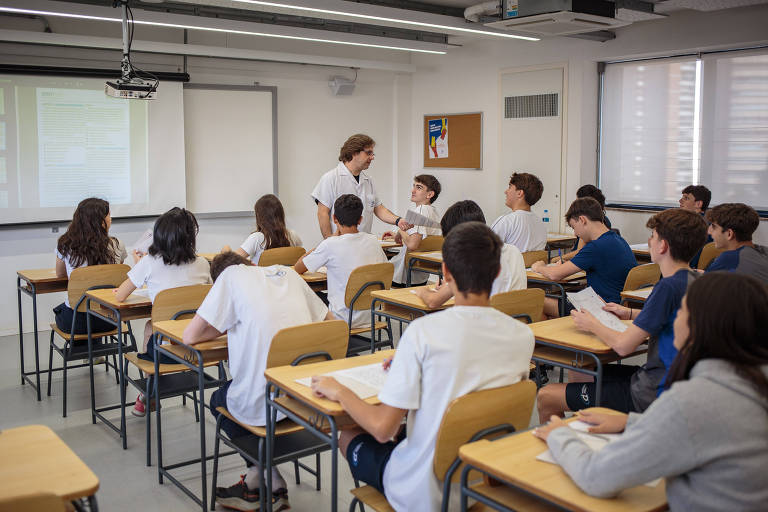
[295,362,388,399]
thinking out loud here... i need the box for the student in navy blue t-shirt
[536,208,707,422]
[678,184,713,268]
[705,203,768,284]
[559,184,612,263]
[532,197,636,318]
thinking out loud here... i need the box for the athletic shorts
[564,364,640,413]
[345,432,404,493]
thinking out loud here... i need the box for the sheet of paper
[418,251,442,260]
[315,266,327,274]
[295,362,388,400]
[567,287,628,332]
[132,287,151,298]
[132,229,153,255]
[404,209,441,229]
[629,243,649,251]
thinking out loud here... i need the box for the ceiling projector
[105,78,157,99]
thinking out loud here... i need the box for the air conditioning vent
[486,11,629,36]
[505,93,559,119]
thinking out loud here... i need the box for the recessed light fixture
[0,6,449,54]
[232,0,540,41]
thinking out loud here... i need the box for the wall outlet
[51,226,59,233]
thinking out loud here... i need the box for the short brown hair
[414,174,441,203]
[211,251,251,282]
[509,173,543,206]
[565,197,605,224]
[339,134,375,162]
[646,208,707,262]
[682,185,712,212]
[442,222,501,295]
[705,203,760,242]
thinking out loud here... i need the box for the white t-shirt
[196,265,328,426]
[392,204,441,285]
[56,238,127,307]
[490,210,547,253]
[379,306,535,512]
[311,162,382,234]
[127,254,212,302]
[302,232,387,328]
[239,229,303,264]
[491,243,528,296]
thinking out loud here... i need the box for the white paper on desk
[316,266,327,274]
[132,287,151,298]
[536,421,660,488]
[132,229,153,255]
[405,209,441,229]
[418,251,443,261]
[295,362,388,399]
[629,243,649,251]
[567,287,628,332]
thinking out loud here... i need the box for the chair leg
[294,460,300,485]
[112,352,119,384]
[62,355,68,418]
[182,393,187,406]
[47,331,55,397]
[193,389,200,423]
[315,452,321,491]
[145,375,152,467]
[211,414,224,511]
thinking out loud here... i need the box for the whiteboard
[183,84,276,214]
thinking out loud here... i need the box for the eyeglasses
[363,149,375,157]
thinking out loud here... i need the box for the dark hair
[576,184,606,209]
[440,200,486,237]
[646,208,708,262]
[442,222,501,295]
[333,194,363,227]
[565,197,605,224]
[148,207,199,265]
[509,173,544,206]
[211,251,251,282]
[682,185,712,212]
[666,272,768,398]
[57,197,119,268]
[254,194,291,249]
[705,203,760,242]
[338,134,375,162]
[413,174,441,204]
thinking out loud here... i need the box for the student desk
[152,318,229,512]
[84,289,149,449]
[299,269,328,292]
[526,270,586,317]
[630,244,651,263]
[369,286,454,340]
[264,350,394,512]
[0,424,101,511]
[199,252,218,262]
[458,408,667,512]
[530,317,634,406]
[16,269,68,401]
[621,286,653,307]
[405,250,443,286]
[546,233,578,260]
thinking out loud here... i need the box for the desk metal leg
[17,277,24,387]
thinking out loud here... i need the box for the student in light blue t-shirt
[531,197,636,318]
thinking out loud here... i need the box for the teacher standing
[312,134,411,238]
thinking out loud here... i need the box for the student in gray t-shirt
[705,203,768,283]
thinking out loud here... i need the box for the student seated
[113,207,212,416]
[183,251,332,512]
[295,194,386,328]
[415,200,526,308]
[531,197,636,318]
[223,194,302,264]
[536,208,707,422]
[678,184,712,267]
[54,197,127,334]
[388,174,442,286]
[705,203,768,283]
[490,172,547,252]
[534,272,768,511]
[311,222,535,511]
[559,185,611,262]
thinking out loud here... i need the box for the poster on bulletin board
[423,112,482,169]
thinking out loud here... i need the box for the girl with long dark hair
[224,194,302,263]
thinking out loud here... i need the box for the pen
[558,248,562,262]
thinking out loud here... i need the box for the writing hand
[578,410,628,434]
[310,376,346,402]
[382,356,394,371]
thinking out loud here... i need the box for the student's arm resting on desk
[415,283,452,308]
[182,314,223,345]
[531,260,580,281]
[114,278,137,302]
[571,307,648,357]
[294,248,317,275]
[55,257,67,278]
[312,377,407,443]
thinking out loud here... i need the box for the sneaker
[271,488,290,512]
[131,395,155,417]
[216,475,260,511]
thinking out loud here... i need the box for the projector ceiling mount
[105,0,159,99]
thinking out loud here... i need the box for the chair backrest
[344,262,394,311]
[266,320,349,368]
[258,246,306,267]
[151,283,213,323]
[415,235,444,252]
[490,288,545,323]
[0,493,67,512]
[622,263,661,291]
[522,250,548,268]
[697,241,724,270]
[68,264,131,313]
[433,380,536,483]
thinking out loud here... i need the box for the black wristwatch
[395,217,402,226]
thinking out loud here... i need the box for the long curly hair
[57,198,118,268]
[254,194,291,250]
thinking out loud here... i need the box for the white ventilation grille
[505,93,559,118]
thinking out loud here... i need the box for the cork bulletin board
[423,112,482,169]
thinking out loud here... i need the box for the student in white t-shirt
[295,194,387,329]
[312,222,535,512]
[182,251,332,512]
[223,194,303,264]
[113,207,212,416]
[490,172,548,252]
[386,174,442,286]
[416,200,527,309]
[54,197,128,334]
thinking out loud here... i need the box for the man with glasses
[312,133,411,238]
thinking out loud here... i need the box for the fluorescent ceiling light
[232,0,540,41]
[0,6,448,54]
